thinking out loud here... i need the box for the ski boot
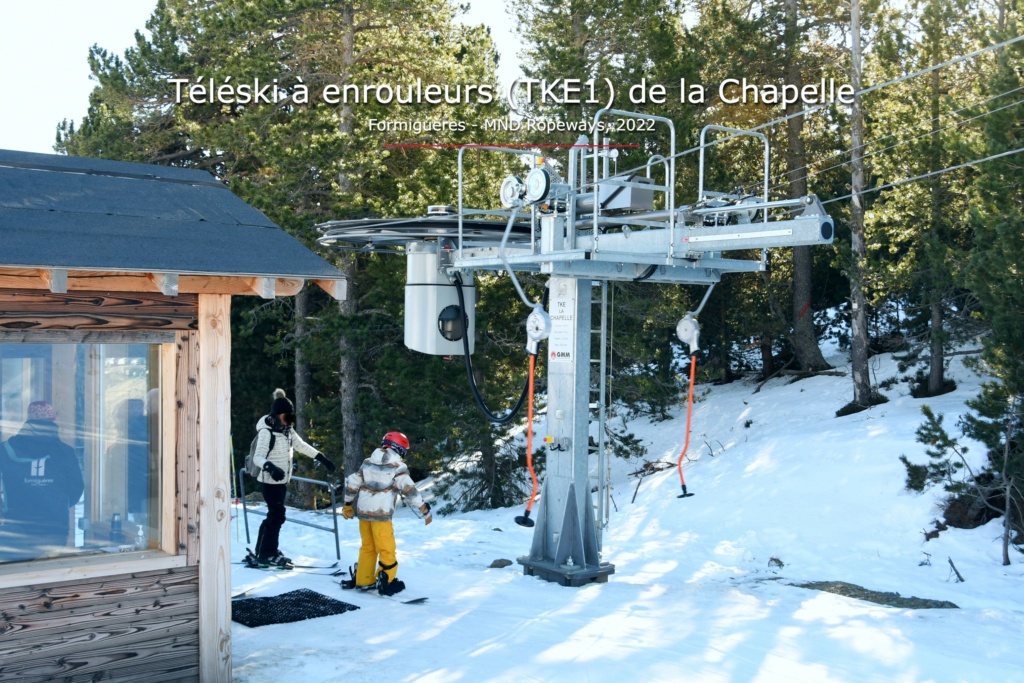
[264,551,293,569]
[377,569,406,596]
[340,563,374,590]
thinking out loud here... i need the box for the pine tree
[965,44,1024,398]
[865,0,982,397]
[959,35,1024,563]
[694,0,849,374]
[688,0,853,381]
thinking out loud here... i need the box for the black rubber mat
[231,588,359,627]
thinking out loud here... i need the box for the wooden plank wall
[0,289,198,331]
[0,290,239,681]
[0,566,199,682]
[0,294,206,682]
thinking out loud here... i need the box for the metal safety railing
[236,471,342,560]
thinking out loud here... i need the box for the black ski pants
[255,482,287,559]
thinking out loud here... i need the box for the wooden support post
[162,341,180,554]
[177,331,200,561]
[197,295,232,682]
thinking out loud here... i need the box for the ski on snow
[332,567,427,604]
[335,580,427,604]
[356,590,428,605]
[237,551,339,571]
[248,561,337,573]
[239,564,340,575]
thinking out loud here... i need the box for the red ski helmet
[381,431,410,457]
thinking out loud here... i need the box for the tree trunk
[292,285,314,506]
[785,0,831,373]
[1001,401,1017,566]
[760,335,775,378]
[338,3,364,476]
[849,0,873,406]
[338,258,363,476]
[928,299,946,395]
[926,48,946,396]
[717,297,733,383]
[1003,475,1013,566]
[294,285,311,434]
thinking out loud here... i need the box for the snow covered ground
[230,351,1024,683]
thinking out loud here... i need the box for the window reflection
[0,343,161,565]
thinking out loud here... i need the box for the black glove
[262,461,286,482]
[314,453,336,472]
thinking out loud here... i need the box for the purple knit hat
[27,401,56,421]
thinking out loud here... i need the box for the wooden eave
[0,267,346,300]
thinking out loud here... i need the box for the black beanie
[270,388,295,417]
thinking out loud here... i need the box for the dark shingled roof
[0,149,343,280]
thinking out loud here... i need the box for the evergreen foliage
[904,397,1022,562]
[903,405,968,492]
[864,0,982,399]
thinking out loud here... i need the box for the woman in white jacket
[341,431,431,595]
[247,389,335,568]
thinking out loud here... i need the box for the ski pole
[230,433,240,539]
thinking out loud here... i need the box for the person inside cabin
[104,398,150,541]
[0,401,84,562]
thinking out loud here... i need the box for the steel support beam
[518,276,614,586]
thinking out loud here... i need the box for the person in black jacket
[0,401,84,562]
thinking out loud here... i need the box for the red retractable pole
[515,353,539,526]
[676,354,697,499]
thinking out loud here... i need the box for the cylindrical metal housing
[404,241,476,355]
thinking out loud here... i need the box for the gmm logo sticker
[551,351,571,359]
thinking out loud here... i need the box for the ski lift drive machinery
[317,110,834,587]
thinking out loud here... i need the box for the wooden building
[0,150,346,682]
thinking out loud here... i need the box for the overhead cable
[821,144,1024,205]
[579,34,1024,189]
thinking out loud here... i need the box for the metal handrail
[698,124,770,224]
[237,472,341,560]
[698,124,771,268]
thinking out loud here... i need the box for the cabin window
[0,342,162,565]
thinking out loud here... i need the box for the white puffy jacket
[344,447,425,521]
[252,416,320,485]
